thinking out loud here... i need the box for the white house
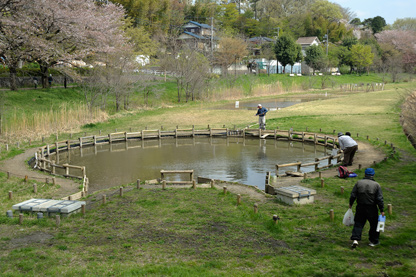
[296,36,321,75]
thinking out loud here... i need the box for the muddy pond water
[215,93,337,111]
[57,137,332,192]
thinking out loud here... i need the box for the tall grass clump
[1,103,107,142]
[401,90,416,148]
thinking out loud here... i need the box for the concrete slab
[275,185,316,205]
[12,199,86,215]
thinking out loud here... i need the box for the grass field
[0,75,415,276]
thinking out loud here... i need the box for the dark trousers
[343,145,358,166]
[351,204,380,244]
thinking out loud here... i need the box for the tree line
[1,0,415,108]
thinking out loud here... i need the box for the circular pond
[56,137,332,192]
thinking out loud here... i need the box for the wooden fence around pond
[34,127,340,201]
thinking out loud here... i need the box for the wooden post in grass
[19,214,23,225]
[162,180,166,190]
[237,194,241,205]
[210,179,214,188]
[119,187,123,197]
[136,179,140,189]
[56,215,60,227]
[8,191,12,200]
[223,186,227,194]
[329,209,334,221]
[52,177,56,185]
[33,184,37,193]
[102,194,106,204]
[254,203,258,214]
[273,215,279,224]
[321,179,324,188]
[319,172,322,179]
[81,204,85,215]
[192,180,196,189]
[340,186,344,194]
[387,204,392,215]
[7,171,10,179]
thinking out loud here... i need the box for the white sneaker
[352,240,358,248]
[369,242,380,247]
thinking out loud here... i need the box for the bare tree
[214,36,248,76]
[160,46,210,103]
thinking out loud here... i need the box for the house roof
[248,37,274,44]
[180,31,207,40]
[187,20,215,30]
[296,36,320,45]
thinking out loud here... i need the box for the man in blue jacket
[255,104,268,130]
[349,168,385,248]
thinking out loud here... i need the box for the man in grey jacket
[349,168,385,248]
[338,132,358,166]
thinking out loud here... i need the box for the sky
[330,0,416,24]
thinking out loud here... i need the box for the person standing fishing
[255,104,268,130]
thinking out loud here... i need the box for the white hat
[258,104,262,107]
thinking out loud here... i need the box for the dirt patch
[4,232,53,249]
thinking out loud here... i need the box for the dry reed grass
[2,103,108,143]
[252,82,286,96]
[401,91,416,147]
[209,81,288,101]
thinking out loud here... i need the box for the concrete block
[275,185,316,205]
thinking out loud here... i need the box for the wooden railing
[34,127,342,199]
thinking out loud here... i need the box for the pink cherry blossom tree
[376,30,416,73]
[0,0,127,90]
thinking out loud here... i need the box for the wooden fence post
[387,204,392,215]
[329,209,334,221]
[81,204,85,215]
[8,191,12,200]
[192,180,196,189]
[102,194,106,204]
[321,179,324,188]
[237,194,241,205]
[33,184,37,193]
[254,203,258,214]
[137,179,140,189]
[162,180,166,190]
[19,213,23,225]
[210,179,214,188]
[56,215,60,227]
[223,186,227,194]
[119,187,123,197]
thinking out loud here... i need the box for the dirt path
[0,139,386,202]
[0,148,79,199]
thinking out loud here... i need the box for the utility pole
[323,31,329,56]
[275,27,280,40]
[210,16,214,73]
